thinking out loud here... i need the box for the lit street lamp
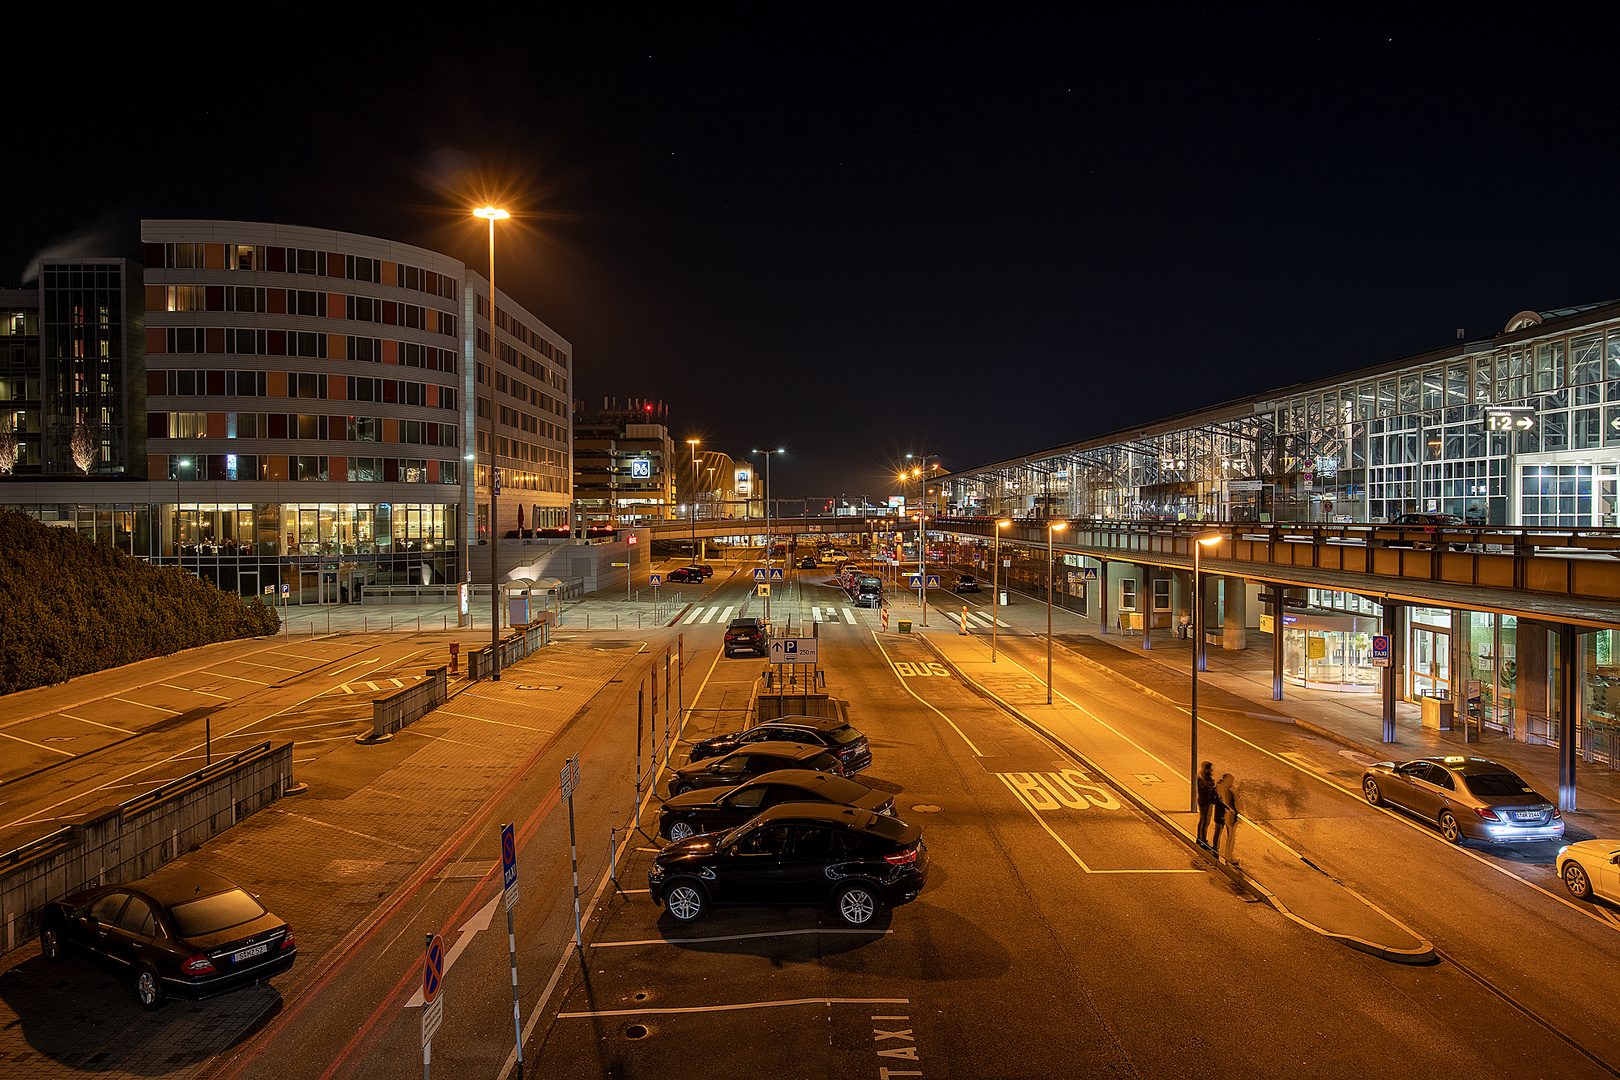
[1047,520,1067,704]
[1190,529,1222,812]
[473,205,510,680]
[992,519,1010,662]
[687,438,701,559]
[751,449,784,623]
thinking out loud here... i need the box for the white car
[1557,839,1620,902]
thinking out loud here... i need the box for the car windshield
[1463,771,1535,798]
[168,888,266,937]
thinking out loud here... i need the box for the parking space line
[200,670,270,684]
[0,728,75,756]
[997,774,1201,875]
[591,928,891,948]
[58,712,136,734]
[437,709,553,733]
[112,697,180,714]
[159,682,232,699]
[557,996,910,1019]
[272,810,422,852]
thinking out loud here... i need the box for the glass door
[1411,626,1450,698]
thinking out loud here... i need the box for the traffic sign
[928,575,940,588]
[421,933,445,1048]
[753,568,769,582]
[769,637,819,664]
[649,574,662,586]
[909,574,940,588]
[501,822,519,911]
[757,583,771,596]
[769,568,785,581]
[281,583,290,596]
[493,468,501,495]
[560,755,579,800]
[1077,567,1099,581]
[1371,636,1391,667]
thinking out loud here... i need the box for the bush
[0,511,281,694]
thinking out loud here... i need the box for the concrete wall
[372,666,448,738]
[0,741,293,953]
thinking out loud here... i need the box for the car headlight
[1557,845,1569,858]
[648,864,665,880]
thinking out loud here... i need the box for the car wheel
[833,882,880,927]
[40,925,63,964]
[667,820,695,842]
[1438,810,1465,845]
[135,965,166,1010]
[1362,777,1383,806]
[664,879,708,922]
[671,783,694,798]
[1562,861,1594,901]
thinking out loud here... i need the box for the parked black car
[954,574,980,593]
[723,617,768,657]
[798,556,818,570]
[658,768,895,841]
[667,742,843,796]
[39,868,296,1009]
[688,715,873,773]
[665,567,700,583]
[687,563,714,578]
[648,802,928,925]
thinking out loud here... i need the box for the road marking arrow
[405,888,501,1007]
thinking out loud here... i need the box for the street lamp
[686,438,701,559]
[473,205,510,680]
[1045,521,1068,704]
[1190,529,1222,812]
[992,519,1011,662]
[751,449,784,623]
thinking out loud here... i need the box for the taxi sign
[501,823,519,910]
[757,583,771,597]
[1371,636,1391,667]
[560,755,580,800]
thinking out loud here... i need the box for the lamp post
[1190,529,1223,811]
[992,519,1010,662]
[473,205,510,680]
[752,449,784,623]
[686,438,700,559]
[1046,521,1068,704]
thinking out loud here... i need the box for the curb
[916,633,1436,965]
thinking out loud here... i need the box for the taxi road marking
[557,996,909,1019]
[997,773,1201,875]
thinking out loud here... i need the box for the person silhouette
[1212,773,1239,864]
[1196,762,1219,847]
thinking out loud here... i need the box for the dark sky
[7,7,1620,499]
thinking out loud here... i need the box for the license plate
[1510,811,1539,822]
[232,942,269,963]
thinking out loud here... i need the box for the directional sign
[753,568,769,582]
[769,637,819,665]
[769,568,785,582]
[649,574,662,586]
[1371,635,1391,668]
[421,933,445,1048]
[501,822,519,911]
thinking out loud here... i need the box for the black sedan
[688,715,872,773]
[954,574,980,593]
[659,768,895,841]
[40,867,296,1008]
[667,742,842,797]
[649,802,928,926]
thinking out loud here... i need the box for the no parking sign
[1371,636,1391,667]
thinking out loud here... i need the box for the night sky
[7,8,1620,499]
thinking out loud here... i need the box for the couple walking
[1196,762,1238,864]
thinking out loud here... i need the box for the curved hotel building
[0,220,573,603]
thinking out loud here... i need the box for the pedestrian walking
[1195,762,1218,847]
[1212,772,1239,864]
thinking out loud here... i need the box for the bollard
[449,641,460,674]
[609,828,617,883]
[616,614,620,630]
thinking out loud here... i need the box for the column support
[1099,560,1110,635]
[1559,624,1579,813]
[1381,599,1404,743]
[1140,565,1152,651]
[1268,589,1283,700]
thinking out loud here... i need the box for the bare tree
[70,421,97,474]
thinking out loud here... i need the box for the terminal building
[0,219,574,604]
[935,300,1620,779]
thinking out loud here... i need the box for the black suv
[667,742,843,796]
[649,802,928,926]
[688,716,872,773]
[723,618,767,657]
[665,567,700,583]
[954,574,980,593]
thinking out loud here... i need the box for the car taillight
[1473,807,1501,822]
[885,846,918,866]
[183,954,217,974]
[1551,807,1562,820]
[280,928,295,949]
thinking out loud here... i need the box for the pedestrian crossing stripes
[812,607,860,624]
[957,609,1009,628]
[684,605,740,625]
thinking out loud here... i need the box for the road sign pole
[499,822,523,1077]
[677,634,685,741]
[567,757,582,948]
[635,689,643,829]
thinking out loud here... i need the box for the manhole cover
[910,804,942,813]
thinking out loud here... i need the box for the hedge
[0,510,281,694]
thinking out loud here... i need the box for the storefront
[1280,610,1381,693]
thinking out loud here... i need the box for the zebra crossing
[956,608,1010,628]
[676,602,1008,629]
[810,607,862,624]
[681,605,737,625]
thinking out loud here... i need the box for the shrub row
[0,510,280,694]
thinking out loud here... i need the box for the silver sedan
[1361,756,1563,845]
[1557,840,1620,902]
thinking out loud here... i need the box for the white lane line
[159,682,231,699]
[112,698,180,715]
[0,729,75,756]
[59,713,137,735]
[699,607,721,624]
[558,996,910,1019]
[592,928,890,948]
[996,774,1201,875]
[199,670,270,684]
[720,606,736,622]
[871,633,982,756]
[683,607,705,624]
[812,607,824,622]
[842,608,857,623]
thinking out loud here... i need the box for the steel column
[1559,624,1579,812]
[1381,599,1402,743]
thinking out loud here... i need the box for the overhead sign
[1487,407,1536,432]
[1227,479,1263,493]
[1371,635,1391,667]
[630,458,652,479]
[769,638,819,664]
[421,933,446,1048]
[501,823,519,911]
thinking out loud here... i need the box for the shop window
[1119,579,1137,612]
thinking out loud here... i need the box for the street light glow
[472,206,510,220]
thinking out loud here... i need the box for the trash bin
[898,619,913,634]
[1420,694,1454,731]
